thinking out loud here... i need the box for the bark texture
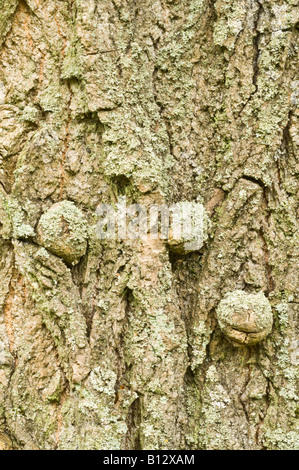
[0,0,298,450]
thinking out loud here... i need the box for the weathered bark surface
[0,0,298,450]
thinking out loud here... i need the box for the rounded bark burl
[37,200,88,265]
[216,290,273,346]
[167,201,211,254]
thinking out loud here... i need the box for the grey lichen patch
[0,105,26,158]
[213,0,247,51]
[37,200,88,265]
[8,198,35,239]
[167,201,211,254]
[216,290,273,346]
[0,189,35,240]
[101,105,173,195]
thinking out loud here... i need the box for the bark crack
[255,377,271,449]
[238,1,263,116]
[123,395,142,450]
[239,358,252,425]
[59,87,72,200]
[55,389,67,450]
[3,268,17,360]
[282,110,294,158]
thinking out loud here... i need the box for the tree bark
[0,0,298,450]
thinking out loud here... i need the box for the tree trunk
[0,0,298,450]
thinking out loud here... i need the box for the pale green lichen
[61,40,83,81]
[0,0,19,49]
[264,428,299,450]
[0,191,35,239]
[22,105,39,123]
[38,83,62,113]
[101,104,173,195]
[197,365,233,449]
[213,0,247,51]
[275,302,289,330]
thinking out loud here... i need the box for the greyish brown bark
[0,0,298,450]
